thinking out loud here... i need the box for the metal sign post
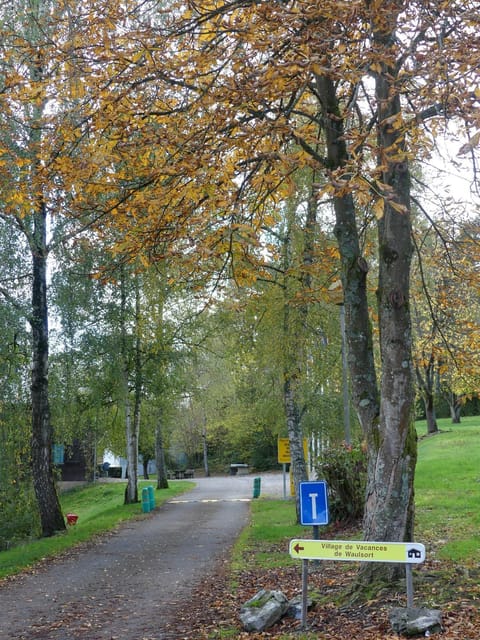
[406,563,414,608]
[301,559,309,629]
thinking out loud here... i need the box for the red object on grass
[66,513,78,525]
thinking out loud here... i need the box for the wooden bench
[230,463,249,476]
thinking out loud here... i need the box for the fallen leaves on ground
[171,541,480,640]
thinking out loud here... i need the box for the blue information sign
[300,481,329,526]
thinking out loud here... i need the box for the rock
[239,589,289,632]
[286,594,314,619]
[389,607,442,637]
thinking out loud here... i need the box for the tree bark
[30,201,66,536]
[316,1,417,587]
[122,268,138,504]
[202,417,210,477]
[24,0,65,538]
[155,411,169,490]
[415,357,439,434]
[282,198,311,520]
[447,392,461,424]
[358,2,417,584]
[424,396,438,434]
[284,374,308,519]
[316,72,380,435]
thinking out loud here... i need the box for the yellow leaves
[457,131,480,156]
[311,62,329,76]
[381,113,404,132]
[372,197,384,219]
[387,200,409,214]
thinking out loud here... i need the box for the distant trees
[412,215,480,432]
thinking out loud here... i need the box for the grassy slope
[1,416,478,580]
[0,480,193,579]
[240,416,480,569]
[414,416,480,562]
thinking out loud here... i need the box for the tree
[0,0,68,536]
[0,0,159,535]
[412,216,480,429]
[79,0,479,588]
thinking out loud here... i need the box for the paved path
[0,473,284,640]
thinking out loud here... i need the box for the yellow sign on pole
[277,438,308,464]
[289,539,425,564]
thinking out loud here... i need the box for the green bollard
[253,477,261,499]
[141,487,150,513]
[148,485,155,511]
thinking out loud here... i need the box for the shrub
[0,482,40,550]
[315,443,366,523]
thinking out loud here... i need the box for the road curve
[0,473,283,640]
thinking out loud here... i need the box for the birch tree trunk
[30,199,66,536]
[28,1,65,536]
[122,268,138,504]
[282,177,318,519]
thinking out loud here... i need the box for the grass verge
[0,479,193,579]
[235,418,480,572]
[218,418,480,639]
[2,417,479,606]
[415,416,480,563]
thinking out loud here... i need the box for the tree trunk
[122,269,138,504]
[153,265,170,490]
[155,411,169,490]
[202,418,210,477]
[415,358,438,434]
[26,0,65,537]
[317,72,380,431]
[142,458,149,479]
[448,392,461,423]
[30,201,66,537]
[284,375,308,519]
[124,389,138,503]
[358,3,417,585]
[424,394,438,434]
[282,202,310,520]
[316,1,417,587]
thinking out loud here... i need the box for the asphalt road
[0,473,284,640]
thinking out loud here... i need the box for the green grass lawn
[1,416,479,581]
[0,479,193,579]
[414,416,480,562]
[238,416,480,570]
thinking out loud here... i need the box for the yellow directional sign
[289,539,425,564]
[278,438,308,464]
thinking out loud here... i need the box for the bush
[0,482,40,550]
[315,443,366,523]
